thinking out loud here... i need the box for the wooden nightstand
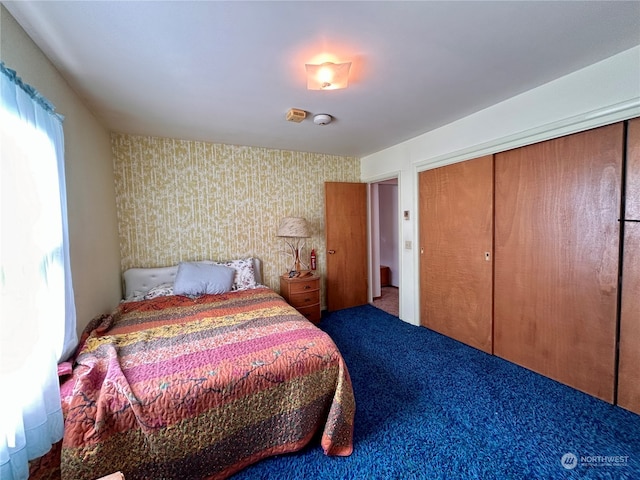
[280,274,321,324]
[380,265,391,287]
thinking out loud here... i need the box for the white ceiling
[4,1,640,158]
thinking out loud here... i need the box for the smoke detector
[313,114,332,125]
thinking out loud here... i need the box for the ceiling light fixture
[305,62,351,90]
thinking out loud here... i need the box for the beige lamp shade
[277,217,310,238]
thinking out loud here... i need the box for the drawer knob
[304,285,311,290]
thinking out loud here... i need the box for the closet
[419,120,638,407]
[618,117,640,415]
[419,156,493,353]
[494,124,622,403]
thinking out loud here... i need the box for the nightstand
[380,265,391,287]
[280,274,321,324]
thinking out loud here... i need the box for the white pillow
[173,262,235,296]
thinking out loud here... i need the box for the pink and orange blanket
[32,287,354,479]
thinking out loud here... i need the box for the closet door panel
[626,117,640,219]
[618,117,640,414]
[419,155,493,353]
[618,224,640,414]
[494,124,622,403]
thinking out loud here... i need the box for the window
[0,63,77,480]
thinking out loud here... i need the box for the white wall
[378,184,399,286]
[1,6,122,335]
[361,46,640,326]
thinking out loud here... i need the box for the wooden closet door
[618,117,640,414]
[494,124,623,403]
[419,155,494,353]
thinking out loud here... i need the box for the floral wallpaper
[111,133,360,301]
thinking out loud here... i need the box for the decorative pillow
[124,291,146,303]
[173,262,235,296]
[143,282,174,300]
[221,257,258,291]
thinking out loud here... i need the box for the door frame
[368,174,401,316]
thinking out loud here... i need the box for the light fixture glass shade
[277,216,311,238]
[305,62,351,90]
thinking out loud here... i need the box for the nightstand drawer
[288,290,320,308]
[288,277,320,294]
[297,304,321,323]
[280,274,321,324]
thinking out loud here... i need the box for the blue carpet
[235,305,640,479]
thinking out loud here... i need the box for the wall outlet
[405,240,412,249]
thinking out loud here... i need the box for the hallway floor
[372,286,399,317]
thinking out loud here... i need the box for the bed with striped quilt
[48,287,354,479]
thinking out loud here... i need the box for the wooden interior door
[325,182,367,311]
[618,117,640,414]
[494,123,623,403]
[419,155,494,353]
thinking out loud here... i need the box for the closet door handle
[328,250,336,254]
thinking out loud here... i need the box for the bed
[35,258,355,480]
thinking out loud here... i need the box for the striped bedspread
[53,287,354,479]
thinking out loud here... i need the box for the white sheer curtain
[0,63,77,479]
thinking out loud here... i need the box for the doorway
[370,178,399,317]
